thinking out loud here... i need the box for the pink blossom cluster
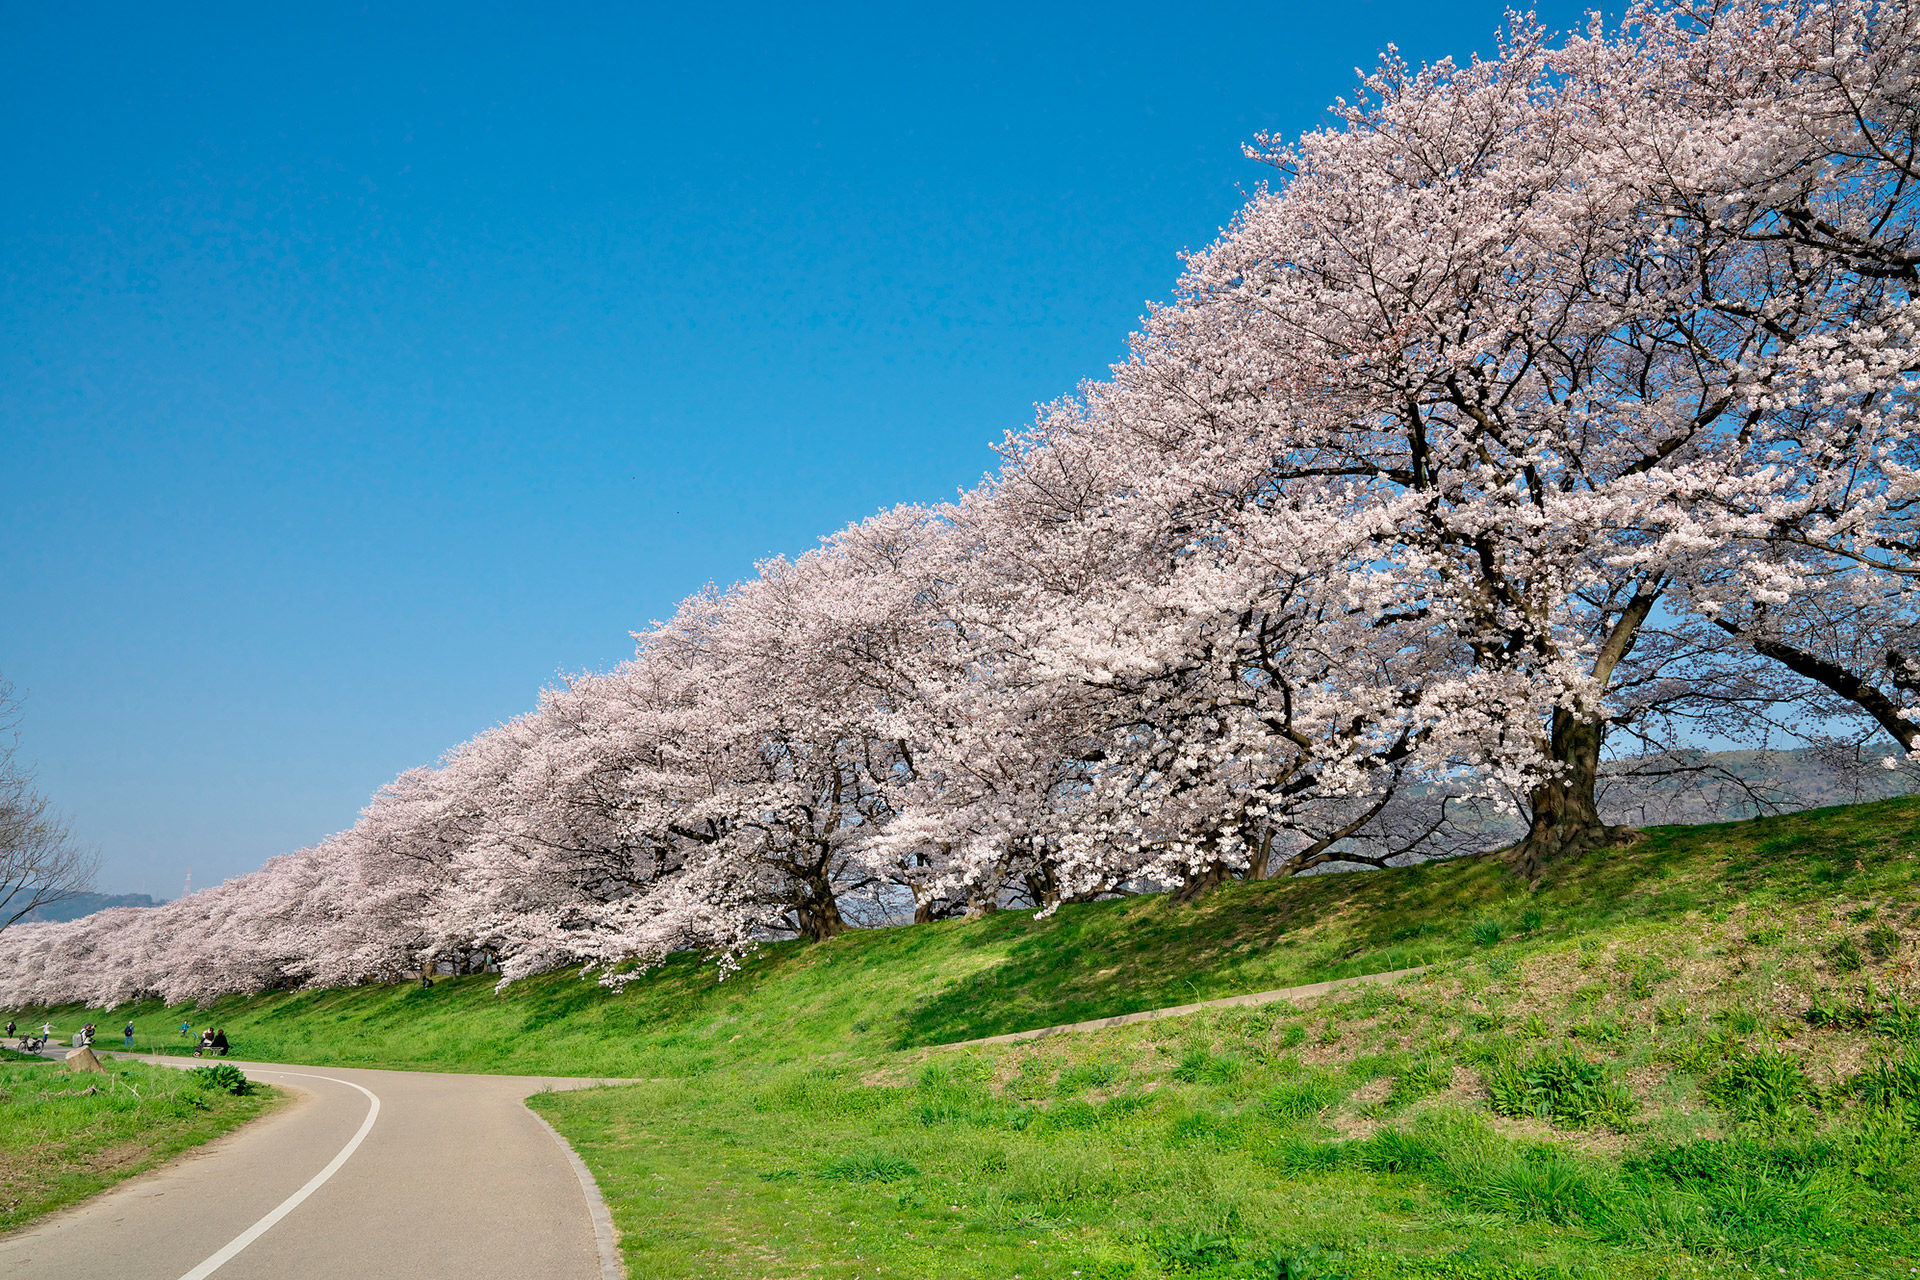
[6,0,1920,1007]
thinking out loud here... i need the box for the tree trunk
[911,852,940,923]
[1023,863,1062,911]
[792,870,845,942]
[1507,708,1636,883]
[1172,857,1234,904]
[1242,826,1273,882]
[1506,588,1657,882]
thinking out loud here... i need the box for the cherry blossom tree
[8,0,1920,1006]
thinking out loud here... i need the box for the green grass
[13,798,1920,1275]
[28,797,1920,1078]
[0,1057,277,1231]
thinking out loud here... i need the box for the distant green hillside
[14,799,1920,1277]
[4,890,160,924]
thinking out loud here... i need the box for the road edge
[0,1068,302,1243]
[526,1105,624,1280]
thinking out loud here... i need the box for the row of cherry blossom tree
[5,0,1917,1008]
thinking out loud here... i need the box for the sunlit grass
[11,798,1920,1273]
[0,1058,277,1231]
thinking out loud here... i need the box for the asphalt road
[0,1057,627,1280]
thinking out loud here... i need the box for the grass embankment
[0,1057,276,1231]
[14,799,1754,1075]
[16,799,1920,1275]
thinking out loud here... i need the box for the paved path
[0,1058,626,1280]
[935,965,1429,1048]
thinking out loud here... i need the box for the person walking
[123,1020,135,1048]
[4,1020,13,1041]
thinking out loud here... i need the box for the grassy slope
[14,799,1920,1276]
[0,1058,277,1231]
[13,797,1804,1075]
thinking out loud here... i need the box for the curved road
[0,1058,627,1280]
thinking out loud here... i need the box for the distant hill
[1598,745,1920,826]
[6,892,161,924]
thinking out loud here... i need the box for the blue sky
[2,1,1595,896]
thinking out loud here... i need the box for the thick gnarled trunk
[792,868,845,942]
[1172,857,1234,903]
[1506,589,1656,882]
[1508,707,1636,883]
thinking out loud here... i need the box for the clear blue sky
[2,1,1594,897]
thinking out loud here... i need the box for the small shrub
[1470,919,1504,947]
[1148,1228,1236,1273]
[1486,1046,1635,1128]
[1572,1017,1625,1046]
[1172,1048,1243,1085]
[1703,1047,1810,1121]
[1852,1046,1920,1112]
[1518,905,1546,933]
[1353,1126,1443,1173]
[1624,963,1671,999]
[1653,998,1689,1028]
[188,1064,252,1096]
[1386,1055,1453,1106]
[1262,1075,1345,1120]
[1827,936,1865,973]
[1243,1245,1349,1280]
[1876,990,1920,1041]
[1461,1148,1600,1225]
[1803,989,1847,1028]
[817,1150,920,1183]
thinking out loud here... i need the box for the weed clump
[1260,1074,1345,1120]
[188,1063,252,1096]
[817,1150,919,1183]
[1485,1046,1635,1128]
[1385,1055,1452,1106]
[1851,1045,1920,1113]
[1703,1047,1810,1122]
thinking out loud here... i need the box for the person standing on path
[123,1020,134,1048]
[4,1020,13,1041]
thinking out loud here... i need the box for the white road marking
[174,1071,381,1280]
